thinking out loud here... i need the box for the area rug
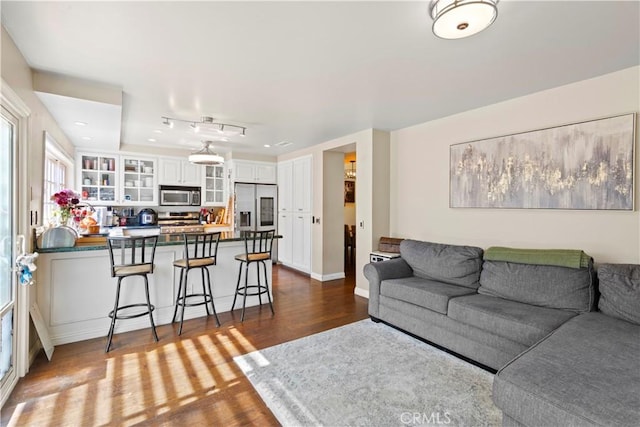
[234,320,501,426]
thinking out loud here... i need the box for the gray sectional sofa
[364,239,640,426]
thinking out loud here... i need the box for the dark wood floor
[1,264,368,426]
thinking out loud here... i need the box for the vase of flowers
[51,189,80,227]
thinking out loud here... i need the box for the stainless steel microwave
[159,185,201,206]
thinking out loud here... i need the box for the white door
[0,106,18,403]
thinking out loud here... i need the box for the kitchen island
[36,232,278,345]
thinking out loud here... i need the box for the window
[43,133,73,223]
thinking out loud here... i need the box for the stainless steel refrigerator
[234,183,278,232]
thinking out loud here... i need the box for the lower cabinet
[278,212,311,273]
[278,212,293,266]
[36,240,272,345]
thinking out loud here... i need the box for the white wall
[390,66,640,264]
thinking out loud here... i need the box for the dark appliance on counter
[159,185,201,206]
[138,208,158,226]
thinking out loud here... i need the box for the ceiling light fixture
[188,141,224,165]
[161,115,246,136]
[429,0,498,39]
[74,121,88,126]
[345,160,356,180]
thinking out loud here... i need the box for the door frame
[1,79,31,407]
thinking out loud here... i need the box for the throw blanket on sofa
[484,247,591,269]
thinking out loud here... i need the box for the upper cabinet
[292,156,312,212]
[158,158,201,186]
[277,161,293,212]
[78,152,118,205]
[229,160,277,184]
[202,164,227,206]
[121,156,158,205]
[278,155,312,213]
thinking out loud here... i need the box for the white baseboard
[310,272,346,282]
[354,287,369,299]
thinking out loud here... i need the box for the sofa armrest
[364,258,413,317]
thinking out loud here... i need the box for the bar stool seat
[231,230,276,322]
[172,232,222,335]
[105,235,159,353]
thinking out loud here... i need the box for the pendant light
[188,141,224,165]
[345,160,356,179]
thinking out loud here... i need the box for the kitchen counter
[35,231,280,346]
[36,230,278,253]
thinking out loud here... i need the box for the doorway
[343,152,356,275]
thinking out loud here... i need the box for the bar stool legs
[231,259,274,322]
[172,266,221,335]
[105,274,158,353]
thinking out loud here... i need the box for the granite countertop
[36,231,280,253]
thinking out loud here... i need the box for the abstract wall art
[450,113,635,210]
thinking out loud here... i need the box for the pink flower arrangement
[51,189,80,224]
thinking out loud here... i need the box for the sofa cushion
[399,240,483,289]
[478,260,594,312]
[493,312,640,427]
[448,294,576,346]
[381,277,475,315]
[597,263,640,325]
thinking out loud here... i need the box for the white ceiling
[2,1,639,156]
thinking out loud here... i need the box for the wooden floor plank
[1,265,368,426]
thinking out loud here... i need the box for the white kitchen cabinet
[120,156,158,205]
[277,155,312,272]
[291,213,312,273]
[77,152,119,205]
[202,164,227,206]
[278,212,293,266]
[292,155,312,212]
[230,160,277,184]
[158,158,201,186]
[278,155,312,213]
[277,161,293,212]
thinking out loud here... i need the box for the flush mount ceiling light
[188,141,224,165]
[429,0,498,39]
[161,115,246,136]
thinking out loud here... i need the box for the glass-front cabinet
[79,153,118,204]
[203,164,226,206]
[121,156,157,205]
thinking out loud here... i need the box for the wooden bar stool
[231,230,275,321]
[105,235,159,352]
[172,232,222,335]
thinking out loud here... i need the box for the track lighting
[161,115,246,136]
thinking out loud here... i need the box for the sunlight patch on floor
[162,342,195,398]
[181,339,216,389]
[197,335,237,382]
[227,326,258,354]
[145,349,169,414]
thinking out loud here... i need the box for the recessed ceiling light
[81,136,92,141]
[264,144,271,148]
[153,129,163,134]
[75,121,88,126]
[148,138,156,142]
